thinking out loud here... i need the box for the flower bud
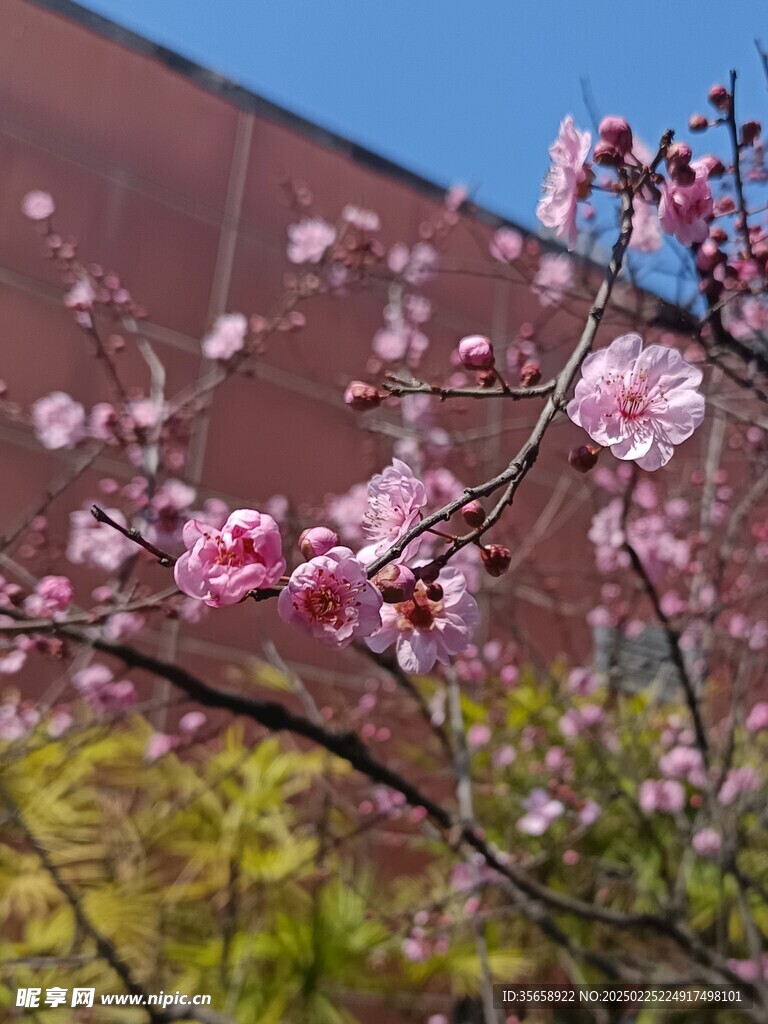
[741,120,761,146]
[688,114,708,132]
[373,563,416,603]
[480,544,512,578]
[598,116,633,155]
[344,380,382,411]
[299,526,339,559]
[707,84,730,110]
[477,369,497,388]
[457,334,495,370]
[695,155,725,178]
[461,500,486,528]
[426,582,444,602]
[519,361,542,387]
[568,444,601,473]
[665,142,692,169]
[592,141,622,167]
[695,239,725,273]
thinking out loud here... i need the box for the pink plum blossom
[31,391,87,450]
[517,788,565,835]
[73,664,136,715]
[638,779,685,814]
[746,702,768,732]
[342,205,380,232]
[536,116,592,250]
[278,546,382,647]
[533,253,573,306]
[718,767,760,806]
[64,277,97,311]
[24,575,73,617]
[692,828,722,859]
[467,723,491,748]
[359,459,427,562]
[145,732,177,762]
[366,567,479,674]
[174,509,285,607]
[21,190,55,220]
[68,505,133,573]
[202,312,247,360]
[567,333,705,471]
[287,218,336,263]
[659,171,713,246]
[489,227,523,262]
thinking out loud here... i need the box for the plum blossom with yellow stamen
[278,546,382,647]
[567,333,705,471]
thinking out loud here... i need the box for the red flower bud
[426,582,444,602]
[344,380,383,411]
[461,500,486,528]
[598,115,633,156]
[480,544,512,578]
[568,444,602,473]
[741,120,761,146]
[519,362,542,387]
[707,84,730,110]
[688,114,709,132]
[477,369,497,388]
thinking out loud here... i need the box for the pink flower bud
[519,362,542,386]
[344,381,383,411]
[708,84,730,110]
[21,190,55,221]
[373,563,416,604]
[665,142,692,169]
[688,114,708,132]
[480,544,512,578]
[592,141,622,166]
[457,334,495,370]
[742,120,761,146]
[299,526,339,559]
[568,444,601,473]
[461,500,486,528]
[598,116,633,155]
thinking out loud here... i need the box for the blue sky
[80,0,768,234]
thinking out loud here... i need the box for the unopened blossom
[73,664,136,715]
[201,312,247,360]
[21,189,55,220]
[67,505,133,573]
[299,526,339,559]
[533,253,573,307]
[517,788,565,835]
[638,778,685,814]
[287,217,336,263]
[24,575,73,617]
[598,116,632,155]
[365,567,479,674]
[179,711,206,733]
[279,546,381,647]
[373,562,416,604]
[567,333,705,471]
[536,115,592,250]
[457,334,494,370]
[32,391,86,450]
[659,172,713,246]
[489,226,523,262]
[746,702,768,732]
[175,509,284,607]
[359,458,427,562]
[692,828,722,859]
